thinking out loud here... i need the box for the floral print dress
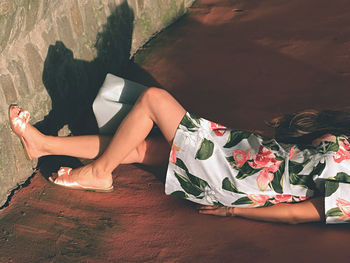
[165,113,350,224]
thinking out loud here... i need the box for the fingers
[198,207,226,217]
[197,205,235,217]
[197,205,219,210]
[197,205,224,216]
[198,209,218,215]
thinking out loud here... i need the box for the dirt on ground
[2,0,350,262]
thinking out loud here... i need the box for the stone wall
[0,0,194,207]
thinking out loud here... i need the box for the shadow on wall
[36,1,160,175]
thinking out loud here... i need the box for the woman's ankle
[21,124,47,158]
[91,161,113,178]
[89,163,113,188]
[33,130,51,157]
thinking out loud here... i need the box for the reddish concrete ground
[2,0,350,262]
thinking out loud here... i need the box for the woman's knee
[139,87,170,107]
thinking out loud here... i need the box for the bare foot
[50,163,113,190]
[9,105,47,159]
[22,124,49,159]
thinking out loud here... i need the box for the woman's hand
[198,205,235,217]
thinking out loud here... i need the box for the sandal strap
[52,167,113,192]
[12,110,30,136]
[57,167,72,177]
[54,167,73,185]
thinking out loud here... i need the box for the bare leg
[95,88,185,170]
[134,135,172,166]
[21,123,170,166]
[42,133,111,159]
[13,88,184,188]
[59,87,186,188]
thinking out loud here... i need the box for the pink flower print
[312,134,336,147]
[257,168,275,191]
[232,149,250,167]
[256,160,281,191]
[333,140,350,163]
[333,150,348,163]
[266,160,282,173]
[336,198,350,218]
[342,139,350,151]
[289,146,299,160]
[273,194,293,204]
[169,146,177,164]
[247,194,270,206]
[248,146,282,191]
[248,146,276,169]
[169,143,183,164]
[210,122,227,136]
[293,196,308,202]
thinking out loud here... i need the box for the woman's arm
[198,197,325,224]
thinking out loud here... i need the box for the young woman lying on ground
[9,87,350,224]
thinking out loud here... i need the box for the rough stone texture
[8,60,30,97]
[0,74,17,104]
[24,43,44,90]
[0,0,194,207]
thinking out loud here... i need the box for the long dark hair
[267,109,350,144]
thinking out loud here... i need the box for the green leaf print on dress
[325,207,343,217]
[175,158,209,188]
[224,130,251,148]
[189,113,201,125]
[232,196,254,205]
[318,140,339,154]
[289,159,311,175]
[225,156,235,166]
[309,161,326,177]
[222,177,244,193]
[333,172,350,182]
[289,173,316,189]
[325,180,339,197]
[170,191,189,198]
[289,159,315,189]
[325,172,350,197]
[262,140,280,151]
[269,160,285,194]
[175,158,189,172]
[180,114,199,131]
[174,172,203,196]
[195,138,214,160]
[327,142,339,152]
[171,158,211,198]
[236,162,262,179]
[326,197,350,222]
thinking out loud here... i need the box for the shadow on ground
[35,1,161,177]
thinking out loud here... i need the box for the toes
[49,173,58,183]
[57,167,72,177]
[9,105,19,118]
[50,167,73,185]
